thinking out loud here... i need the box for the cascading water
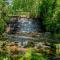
[5,17,48,45]
[17,18,41,33]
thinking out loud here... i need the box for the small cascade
[17,18,42,33]
[5,16,51,46]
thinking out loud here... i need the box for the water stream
[16,18,42,33]
[5,17,59,44]
[5,17,46,45]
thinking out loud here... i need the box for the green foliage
[0,19,5,33]
[38,0,60,33]
[55,11,60,32]
[12,0,41,17]
[12,0,34,13]
[0,0,11,33]
[0,49,47,60]
[44,0,57,33]
[31,51,47,60]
